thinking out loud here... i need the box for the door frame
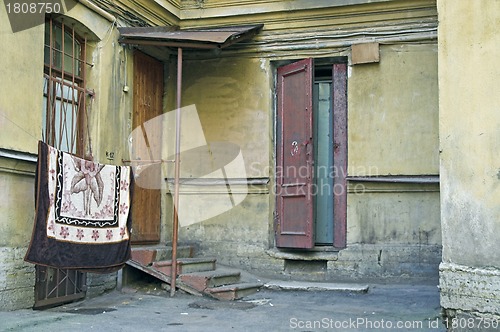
[130,50,164,244]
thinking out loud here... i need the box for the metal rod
[170,47,182,297]
[82,34,90,157]
[121,159,176,164]
[71,27,76,152]
[47,19,54,144]
[43,73,94,96]
[43,43,94,67]
[60,21,66,151]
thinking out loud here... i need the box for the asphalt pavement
[0,279,445,332]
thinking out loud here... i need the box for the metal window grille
[42,18,90,156]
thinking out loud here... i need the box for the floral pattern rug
[25,141,132,271]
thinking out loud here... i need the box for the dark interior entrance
[313,67,334,245]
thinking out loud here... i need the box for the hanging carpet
[25,141,133,272]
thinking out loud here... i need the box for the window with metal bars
[42,18,90,157]
[36,17,91,309]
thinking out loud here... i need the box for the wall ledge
[348,175,439,184]
[0,149,37,176]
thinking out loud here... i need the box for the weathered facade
[170,0,441,282]
[0,1,169,309]
[1,0,495,320]
[1,0,440,310]
[437,0,500,320]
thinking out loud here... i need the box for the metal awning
[118,24,263,49]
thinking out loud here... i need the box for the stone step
[152,257,217,275]
[178,269,242,292]
[205,282,264,301]
[130,245,194,266]
[124,259,203,296]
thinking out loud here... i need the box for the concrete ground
[0,278,445,332]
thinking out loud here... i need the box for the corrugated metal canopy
[118,24,263,49]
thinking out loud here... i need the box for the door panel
[332,63,348,249]
[275,58,314,248]
[131,51,163,243]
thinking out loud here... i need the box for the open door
[275,58,314,249]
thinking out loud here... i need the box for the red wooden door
[275,58,314,248]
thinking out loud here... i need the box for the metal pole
[170,47,182,296]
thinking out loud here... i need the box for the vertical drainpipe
[170,47,182,296]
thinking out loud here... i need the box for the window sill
[266,248,339,261]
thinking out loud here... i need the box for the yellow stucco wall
[349,43,439,176]
[438,0,500,269]
[181,57,271,178]
[347,185,441,245]
[438,0,500,316]
[0,170,35,247]
[0,8,44,153]
[0,7,50,311]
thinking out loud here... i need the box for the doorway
[130,51,164,243]
[275,58,347,249]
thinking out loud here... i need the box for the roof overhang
[118,24,263,49]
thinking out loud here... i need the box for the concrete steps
[130,245,194,266]
[125,245,263,300]
[179,269,242,290]
[152,257,217,275]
